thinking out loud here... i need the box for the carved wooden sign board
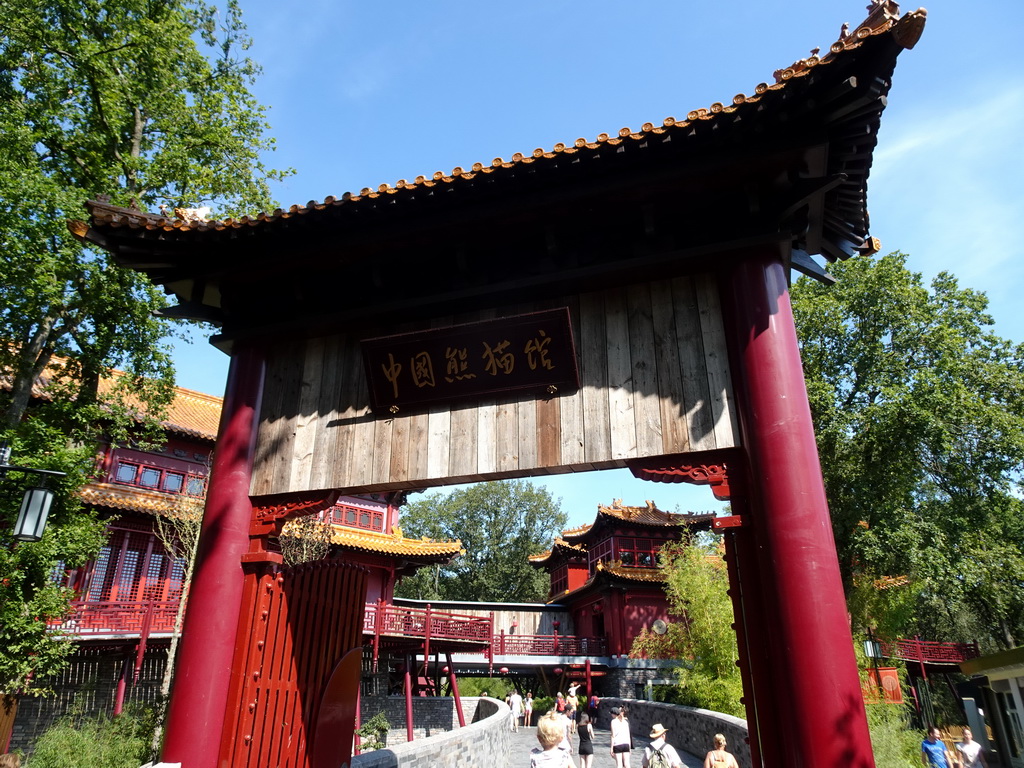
[249,275,740,498]
[362,309,579,415]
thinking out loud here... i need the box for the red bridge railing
[51,600,605,658]
[492,631,607,657]
[879,637,980,664]
[362,601,492,644]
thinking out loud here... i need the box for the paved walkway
[508,722,704,768]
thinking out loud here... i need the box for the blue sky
[169,0,1024,527]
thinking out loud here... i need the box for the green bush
[867,703,922,768]
[531,696,555,718]
[356,712,390,753]
[27,708,156,768]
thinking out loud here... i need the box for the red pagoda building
[530,500,714,695]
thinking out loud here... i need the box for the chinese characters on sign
[362,309,579,414]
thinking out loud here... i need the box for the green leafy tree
[630,536,743,717]
[791,253,1024,649]
[0,0,287,693]
[394,480,567,603]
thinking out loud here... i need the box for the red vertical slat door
[220,559,368,768]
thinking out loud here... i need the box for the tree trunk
[3,316,57,428]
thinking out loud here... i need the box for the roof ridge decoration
[73,3,926,236]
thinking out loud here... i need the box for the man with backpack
[642,724,683,768]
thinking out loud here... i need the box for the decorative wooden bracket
[628,454,734,501]
[249,489,342,538]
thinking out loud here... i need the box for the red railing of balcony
[879,637,980,664]
[492,631,607,657]
[49,599,180,635]
[52,600,606,659]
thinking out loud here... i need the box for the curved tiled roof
[80,482,203,517]
[595,561,669,583]
[561,500,716,542]
[161,386,221,440]
[527,537,588,565]
[6,355,222,441]
[77,4,925,246]
[330,526,463,561]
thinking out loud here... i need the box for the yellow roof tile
[79,482,203,518]
[330,526,463,560]
[10,355,222,440]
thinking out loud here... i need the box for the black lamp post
[0,441,67,543]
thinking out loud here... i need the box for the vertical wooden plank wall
[250,275,738,496]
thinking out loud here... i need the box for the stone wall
[360,696,458,742]
[599,697,750,768]
[351,697,510,768]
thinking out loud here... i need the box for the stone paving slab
[508,722,704,768]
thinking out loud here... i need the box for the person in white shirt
[609,707,631,768]
[642,724,683,768]
[510,690,523,732]
[955,727,989,768]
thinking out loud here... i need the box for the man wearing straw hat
[642,724,683,768]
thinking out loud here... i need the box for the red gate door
[219,559,368,768]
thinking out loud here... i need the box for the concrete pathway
[508,721,704,768]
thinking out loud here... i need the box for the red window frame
[328,502,385,532]
[112,460,205,497]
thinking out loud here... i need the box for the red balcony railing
[49,599,180,635]
[52,600,606,659]
[879,637,980,665]
[492,631,607,657]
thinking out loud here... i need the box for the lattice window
[83,527,184,602]
[550,565,568,596]
[588,537,614,572]
[163,472,184,493]
[329,502,385,532]
[111,458,206,498]
[615,536,662,568]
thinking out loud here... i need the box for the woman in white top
[609,707,631,768]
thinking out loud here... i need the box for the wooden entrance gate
[218,559,367,768]
[80,8,927,765]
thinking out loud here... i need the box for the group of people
[530,700,739,768]
[921,726,989,768]
[507,690,534,732]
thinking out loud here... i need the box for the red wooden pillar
[404,655,414,743]
[113,652,131,716]
[446,653,466,728]
[161,345,265,768]
[725,251,874,767]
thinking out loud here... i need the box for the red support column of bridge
[446,653,466,728]
[161,345,265,768]
[404,655,415,743]
[725,251,874,768]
